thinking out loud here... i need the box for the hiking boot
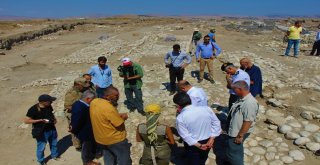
[198,79,203,83]
[209,79,215,84]
[38,162,47,165]
[315,149,320,156]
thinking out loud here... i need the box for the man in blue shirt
[208,28,216,43]
[310,24,320,56]
[71,90,99,165]
[164,44,192,95]
[196,35,222,84]
[240,58,263,97]
[221,63,250,110]
[88,56,112,98]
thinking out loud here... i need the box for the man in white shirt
[221,63,250,110]
[173,92,221,165]
[177,80,208,106]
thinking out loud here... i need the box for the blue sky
[1,0,319,18]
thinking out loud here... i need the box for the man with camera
[164,44,192,95]
[118,57,145,115]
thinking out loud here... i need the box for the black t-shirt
[26,104,56,131]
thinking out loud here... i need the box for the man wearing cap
[88,56,113,98]
[164,44,192,95]
[118,57,145,115]
[24,94,59,165]
[221,63,250,110]
[196,35,222,84]
[64,77,90,151]
[208,28,216,43]
[83,73,96,94]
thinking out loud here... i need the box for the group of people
[24,27,264,165]
[285,21,320,57]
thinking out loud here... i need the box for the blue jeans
[36,129,58,163]
[103,139,132,165]
[285,39,300,56]
[124,87,144,113]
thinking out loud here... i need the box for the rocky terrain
[0,16,320,165]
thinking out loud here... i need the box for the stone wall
[0,22,85,50]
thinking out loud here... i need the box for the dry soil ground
[0,17,320,165]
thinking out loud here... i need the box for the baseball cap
[38,94,56,102]
[121,57,132,66]
[74,77,90,87]
[194,28,199,31]
[221,62,234,71]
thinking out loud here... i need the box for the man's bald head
[240,57,253,69]
[240,57,251,63]
[178,80,192,92]
[104,86,119,97]
[103,86,120,106]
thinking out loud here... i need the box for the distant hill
[0,14,319,21]
[0,15,33,20]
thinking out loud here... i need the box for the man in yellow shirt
[285,21,302,57]
[90,86,132,165]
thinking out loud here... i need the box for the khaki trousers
[199,58,214,80]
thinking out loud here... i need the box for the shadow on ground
[44,134,72,163]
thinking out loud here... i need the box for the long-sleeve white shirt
[176,105,221,146]
[187,87,208,106]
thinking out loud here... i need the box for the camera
[118,65,137,85]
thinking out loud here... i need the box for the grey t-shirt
[227,93,259,137]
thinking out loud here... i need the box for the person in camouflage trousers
[64,77,90,151]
